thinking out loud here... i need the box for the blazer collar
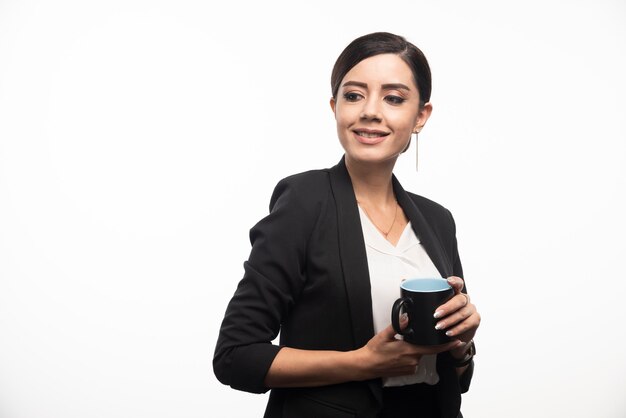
[393,177,453,278]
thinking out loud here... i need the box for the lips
[353,129,390,145]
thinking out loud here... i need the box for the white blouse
[358,205,442,387]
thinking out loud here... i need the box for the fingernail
[400,313,408,321]
[434,310,444,319]
[435,322,444,330]
[445,330,453,336]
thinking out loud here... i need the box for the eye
[343,92,363,102]
[384,95,406,105]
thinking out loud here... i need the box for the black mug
[391,278,455,346]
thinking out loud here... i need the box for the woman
[213,32,481,418]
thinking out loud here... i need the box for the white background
[1,1,625,417]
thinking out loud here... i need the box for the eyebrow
[342,81,411,91]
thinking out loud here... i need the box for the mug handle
[391,297,414,336]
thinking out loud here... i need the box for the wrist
[451,340,475,368]
[348,347,371,381]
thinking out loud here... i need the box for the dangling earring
[413,130,420,171]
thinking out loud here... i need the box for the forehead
[342,53,417,90]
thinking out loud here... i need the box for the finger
[380,320,406,341]
[434,293,470,319]
[398,312,409,330]
[439,312,480,338]
[447,276,465,293]
[435,304,473,332]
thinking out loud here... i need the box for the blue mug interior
[401,278,451,292]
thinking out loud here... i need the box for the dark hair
[331,32,432,107]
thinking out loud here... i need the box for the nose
[359,97,382,121]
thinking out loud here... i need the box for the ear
[329,97,336,115]
[413,102,433,133]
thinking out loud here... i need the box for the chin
[346,150,400,166]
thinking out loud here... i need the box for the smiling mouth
[354,130,390,138]
[353,129,390,145]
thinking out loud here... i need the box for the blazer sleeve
[213,176,320,394]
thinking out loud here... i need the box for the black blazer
[214,157,473,418]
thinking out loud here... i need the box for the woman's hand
[355,316,463,380]
[433,276,480,357]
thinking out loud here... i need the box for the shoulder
[406,191,457,230]
[274,168,331,191]
[269,168,332,210]
[406,191,452,216]
[245,167,334,250]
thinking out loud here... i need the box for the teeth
[358,131,385,138]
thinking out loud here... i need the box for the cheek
[335,108,354,130]
[391,111,420,132]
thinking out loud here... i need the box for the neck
[345,155,397,205]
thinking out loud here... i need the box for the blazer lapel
[393,176,453,278]
[328,157,375,349]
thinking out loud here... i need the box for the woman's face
[330,53,431,167]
